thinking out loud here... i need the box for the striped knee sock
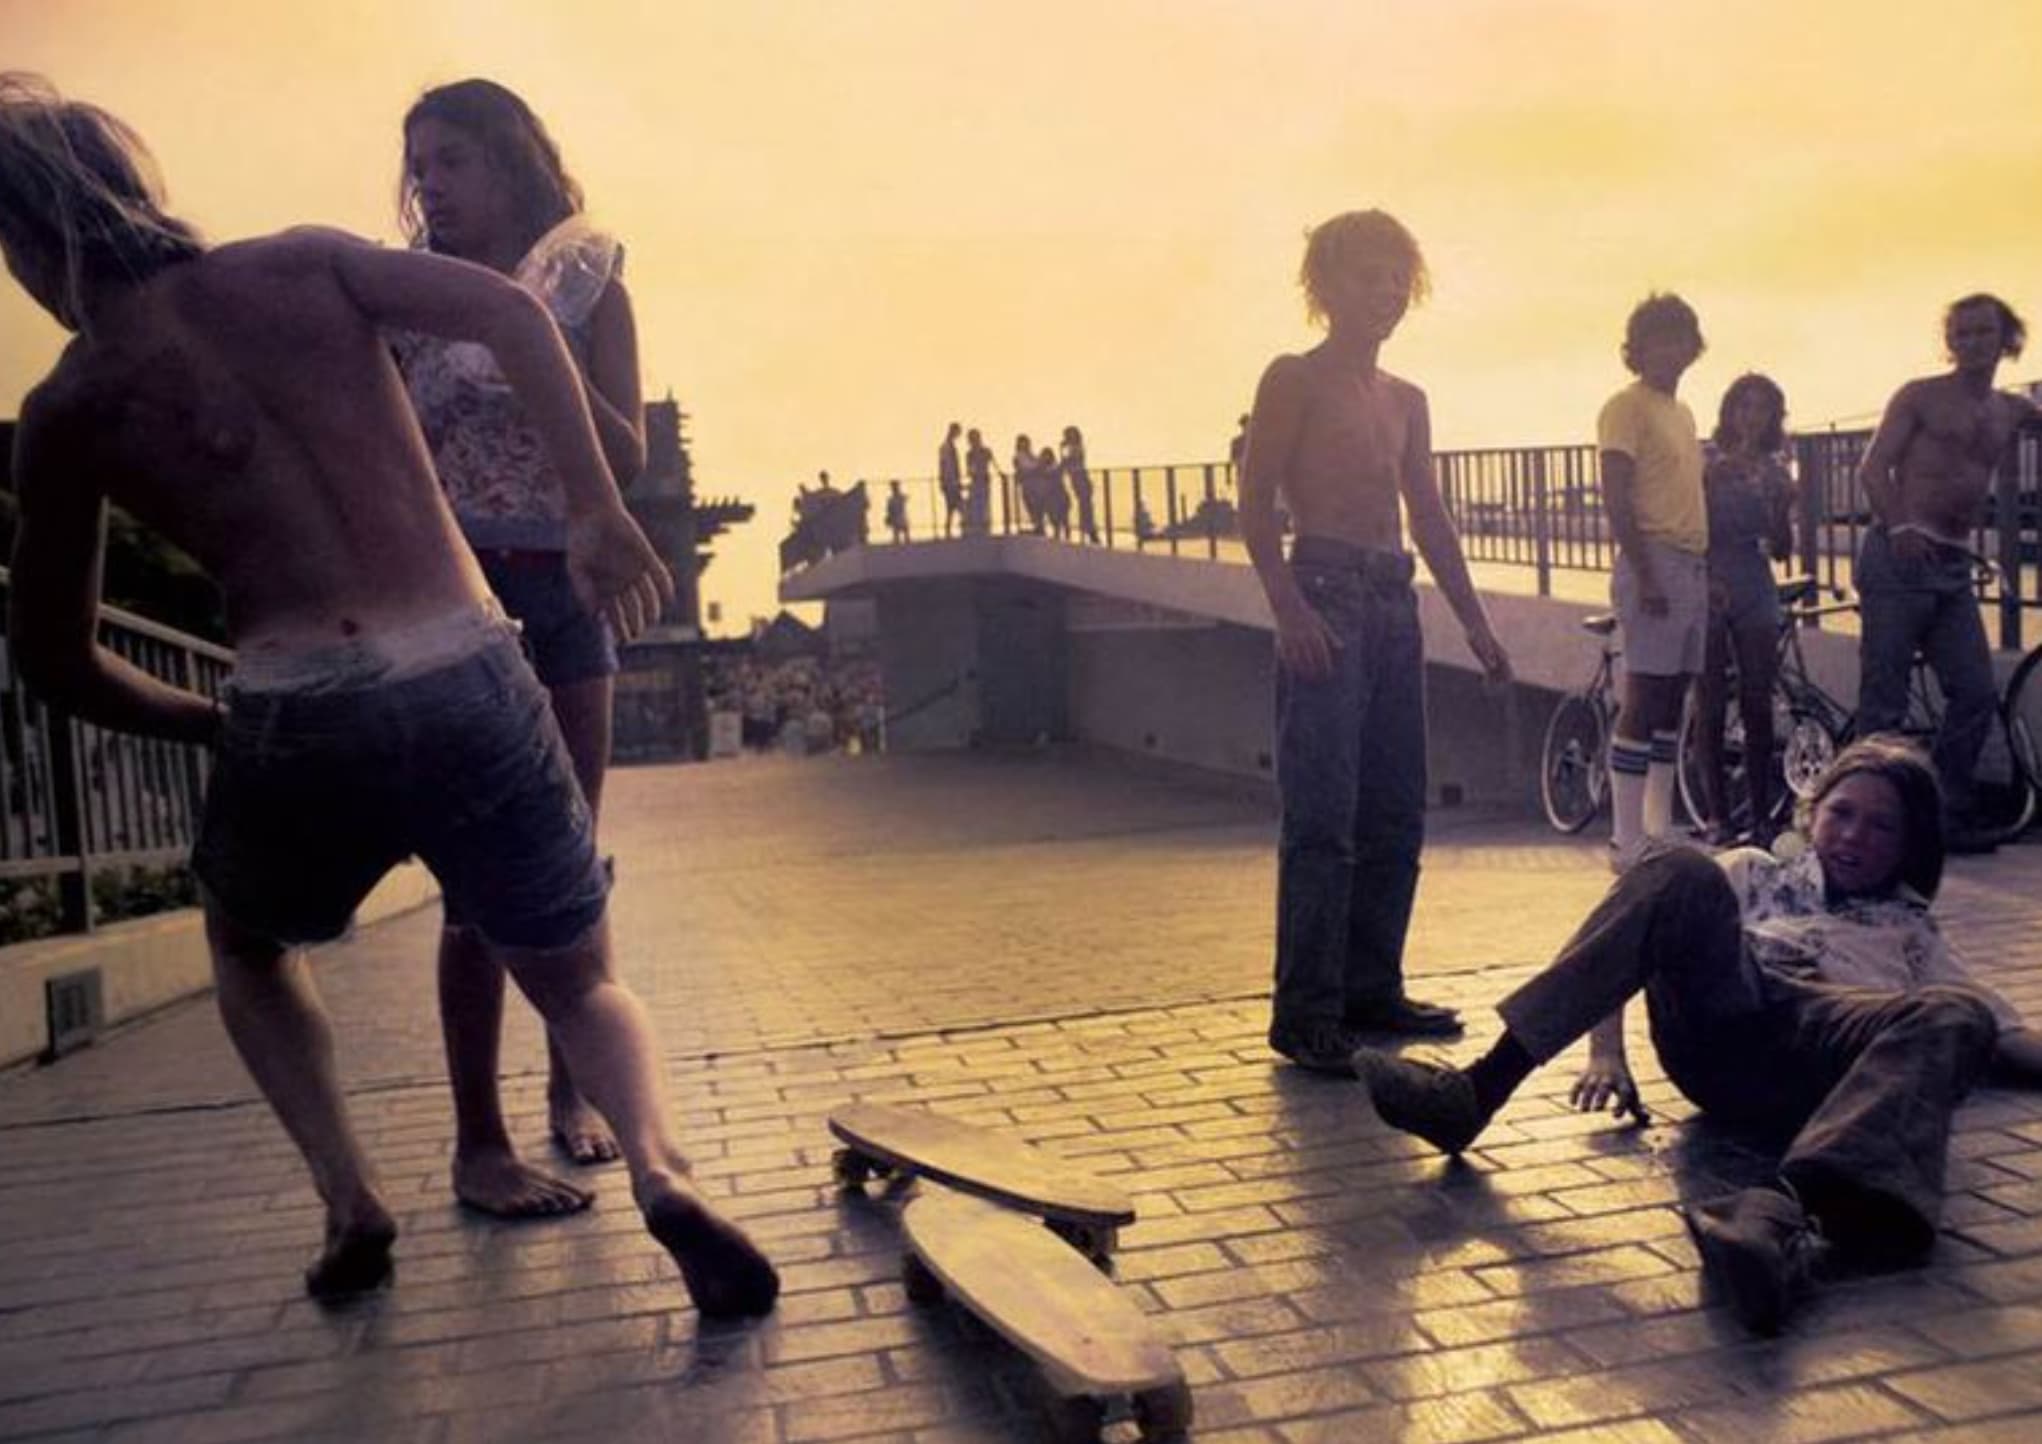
[1610,734,1651,858]
[1644,729,1680,838]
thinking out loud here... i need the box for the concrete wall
[0,862,440,1070]
[803,539,1963,807]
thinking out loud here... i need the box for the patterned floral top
[393,223,623,552]
[1701,444,1790,563]
[1717,845,2018,1029]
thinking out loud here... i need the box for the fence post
[47,711,93,934]
[1796,435,1826,599]
[1165,469,1180,557]
[1102,468,1116,549]
[1531,449,1552,598]
[1203,464,1218,560]
[1994,451,2022,651]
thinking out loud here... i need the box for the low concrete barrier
[0,862,441,1070]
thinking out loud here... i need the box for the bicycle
[1676,576,1849,841]
[1539,612,1620,833]
[1678,573,2038,844]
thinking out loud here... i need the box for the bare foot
[549,1094,622,1166]
[306,1197,397,1301]
[454,1145,595,1219]
[641,1176,780,1318]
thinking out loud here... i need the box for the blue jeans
[1272,538,1427,1028]
[1855,527,1995,818]
[476,549,619,688]
[1499,848,1998,1257]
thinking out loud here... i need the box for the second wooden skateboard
[902,1186,1190,1441]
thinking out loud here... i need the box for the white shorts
[1612,540,1708,677]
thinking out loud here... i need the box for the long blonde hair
[0,73,202,329]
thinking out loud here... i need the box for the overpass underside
[780,537,1861,807]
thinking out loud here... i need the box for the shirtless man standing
[1241,209,1513,1073]
[1856,294,2040,852]
[0,75,778,1314]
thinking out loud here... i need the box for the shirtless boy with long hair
[1241,209,1513,1072]
[1855,294,2040,852]
[0,74,777,1315]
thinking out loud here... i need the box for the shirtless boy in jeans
[1241,210,1513,1073]
[1855,294,2040,852]
[0,75,777,1314]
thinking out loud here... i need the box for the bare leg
[206,892,396,1298]
[500,920,779,1317]
[438,924,592,1216]
[539,675,622,1165]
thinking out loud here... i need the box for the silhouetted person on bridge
[1240,209,1512,1074]
[885,479,911,543]
[938,421,963,536]
[1855,294,2040,854]
[1039,446,1070,540]
[1062,425,1099,543]
[0,74,778,1316]
[964,427,997,535]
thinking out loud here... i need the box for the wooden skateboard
[902,1186,1191,1442]
[829,1101,1135,1260]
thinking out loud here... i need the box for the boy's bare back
[16,228,487,652]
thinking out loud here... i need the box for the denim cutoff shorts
[477,549,619,688]
[194,632,608,949]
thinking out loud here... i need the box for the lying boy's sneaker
[1351,1048,1488,1155]
[1684,1185,1823,1336]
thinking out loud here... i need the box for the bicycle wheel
[1677,692,1742,834]
[2000,646,2042,833]
[1780,706,1843,804]
[1541,693,1608,834]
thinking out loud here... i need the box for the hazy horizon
[4,0,2038,632]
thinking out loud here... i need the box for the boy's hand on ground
[568,509,676,644]
[1569,1058,1647,1123]
[1274,600,1340,679]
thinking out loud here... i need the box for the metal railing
[0,566,232,937]
[792,429,2042,650]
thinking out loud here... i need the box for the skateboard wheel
[1046,1220,1117,1268]
[1044,1393,1107,1443]
[901,1249,946,1305]
[832,1148,876,1188]
[1134,1381,1193,1439]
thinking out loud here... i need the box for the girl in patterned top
[1694,373,1796,845]
[398,78,646,1217]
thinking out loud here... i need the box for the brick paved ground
[2,749,2039,1442]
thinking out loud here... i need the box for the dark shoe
[1684,1186,1822,1336]
[1269,1019,1360,1075]
[1351,1047,1487,1154]
[1346,995,1465,1038]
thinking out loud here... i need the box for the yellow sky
[4,0,2039,632]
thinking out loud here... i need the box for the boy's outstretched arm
[316,230,673,635]
[8,399,220,743]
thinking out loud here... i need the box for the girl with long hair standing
[397,79,646,1216]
